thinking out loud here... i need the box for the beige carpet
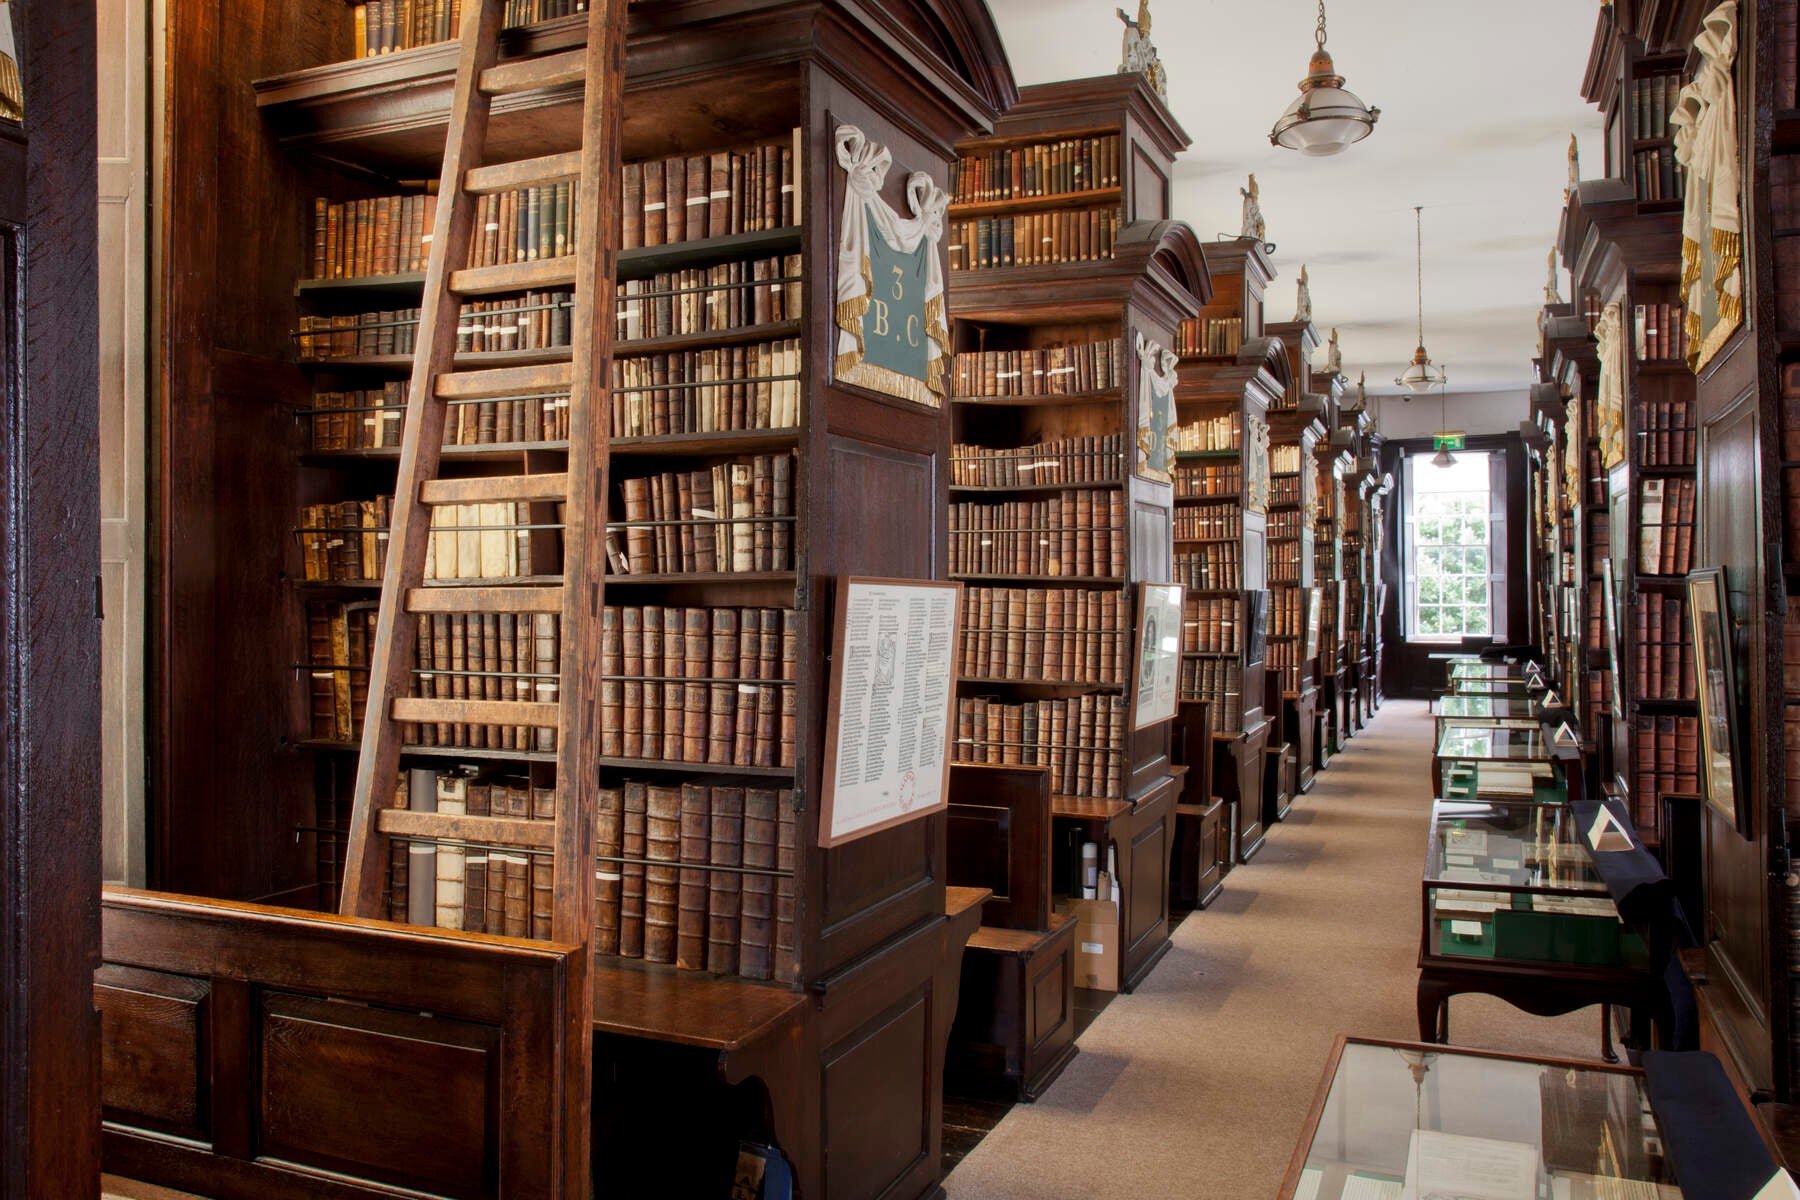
[943,698,1606,1200]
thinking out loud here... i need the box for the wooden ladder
[338,0,623,949]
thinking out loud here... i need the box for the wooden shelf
[950,573,1125,585]
[955,677,1124,691]
[301,439,569,465]
[951,389,1119,408]
[949,479,1122,495]
[1175,448,1238,460]
[301,347,572,372]
[595,757,794,778]
[947,186,1121,220]
[603,571,797,586]
[610,428,800,457]
[290,738,558,765]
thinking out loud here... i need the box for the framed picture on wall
[1132,582,1184,731]
[1687,567,1747,835]
[1303,587,1323,662]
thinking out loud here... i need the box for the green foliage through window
[1407,454,1492,641]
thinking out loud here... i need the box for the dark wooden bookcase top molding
[145,1,1020,1196]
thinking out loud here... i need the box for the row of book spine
[947,208,1120,272]
[311,184,579,280]
[1267,510,1303,540]
[949,435,1123,488]
[1174,414,1239,452]
[1630,715,1700,829]
[616,255,802,342]
[1174,461,1241,499]
[1634,302,1690,363]
[423,502,559,581]
[1626,71,1682,142]
[1785,606,1800,817]
[1179,659,1242,732]
[952,694,1126,800]
[1585,578,1605,653]
[310,370,573,453]
[598,605,799,769]
[1268,587,1304,638]
[1637,477,1695,576]
[1269,445,1302,474]
[951,337,1122,400]
[307,600,376,743]
[1634,398,1695,466]
[1267,640,1300,692]
[612,339,802,438]
[1183,596,1240,654]
[1270,475,1301,508]
[595,780,798,981]
[1268,541,1301,584]
[947,492,1127,578]
[620,134,802,250]
[350,0,585,59]
[297,291,575,358]
[1176,316,1243,358]
[299,497,392,582]
[948,135,1121,203]
[956,587,1126,684]
[1174,545,1241,591]
[406,611,560,751]
[1633,593,1696,701]
[1173,503,1240,542]
[1632,148,1686,202]
[615,453,794,577]
[384,767,562,933]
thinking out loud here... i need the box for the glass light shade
[1271,84,1380,156]
[1395,347,1447,393]
[1432,446,1456,469]
[1270,49,1379,156]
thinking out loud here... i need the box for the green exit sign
[1434,432,1465,451]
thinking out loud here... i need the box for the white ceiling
[985,0,1607,403]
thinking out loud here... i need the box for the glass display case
[1431,695,1547,739]
[1435,726,1561,801]
[1423,800,1646,970]
[1280,1037,1681,1199]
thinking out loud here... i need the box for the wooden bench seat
[951,915,1079,1100]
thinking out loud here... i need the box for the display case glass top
[1449,676,1540,697]
[1282,1037,1680,1199]
[1422,800,1644,969]
[1449,661,1538,681]
[1435,725,1553,765]
[1431,695,1546,721]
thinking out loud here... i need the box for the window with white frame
[1405,450,1495,640]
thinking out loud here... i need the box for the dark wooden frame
[1685,565,1746,836]
[1130,581,1183,730]
[1,1,103,1194]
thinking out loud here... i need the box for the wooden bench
[944,764,1079,1101]
[1171,700,1226,910]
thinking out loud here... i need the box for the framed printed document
[1304,587,1324,662]
[818,577,962,847]
[1688,567,1746,835]
[1132,583,1184,730]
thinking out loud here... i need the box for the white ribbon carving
[1669,0,1741,366]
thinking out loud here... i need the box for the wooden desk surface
[1051,796,1133,823]
[592,962,807,1053]
[947,885,990,924]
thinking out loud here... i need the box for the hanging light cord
[1414,205,1425,347]
[1316,0,1329,50]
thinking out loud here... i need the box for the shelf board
[1174,536,1242,546]
[1632,462,1696,477]
[952,389,1119,408]
[947,186,1122,220]
[611,428,801,457]
[597,757,794,778]
[301,439,569,465]
[291,738,558,765]
[1174,448,1238,461]
[1633,360,1692,376]
[605,571,797,586]
[949,479,1122,495]
[950,573,1125,586]
[301,347,572,372]
[614,319,805,356]
[955,677,1125,691]
[1182,650,1238,659]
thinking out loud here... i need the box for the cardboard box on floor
[1058,871,1119,992]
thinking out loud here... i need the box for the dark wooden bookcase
[1324,399,1370,750]
[148,3,1021,1196]
[1173,237,1280,863]
[944,72,1207,992]
[1343,449,1380,731]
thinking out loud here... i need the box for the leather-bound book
[644,785,682,963]
[774,788,799,983]
[435,772,467,929]
[534,612,559,752]
[642,606,664,756]
[485,851,509,938]
[780,609,799,768]
[622,161,643,250]
[620,782,648,958]
[664,156,687,244]
[710,608,739,764]
[683,608,711,762]
[388,840,410,923]
[642,159,667,247]
[707,785,744,975]
[600,606,623,756]
[621,476,654,573]
[502,853,530,939]
[690,470,718,573]
[463,855,488,934]
[662,606,685,761]
[530,855,552,940]
[738,787,777,980]
[676,782,712,970]
[595,786,624,955]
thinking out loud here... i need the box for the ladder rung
[418,472,569,506]
[393,698,560,727]
[406,585,566,614]
[478,49,586,97]
[451,259,577,297]
[377,808,557,851]
[436,361,574,400]
[465,151,583,197]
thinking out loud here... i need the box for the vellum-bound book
[1399,1128,1538,1200]
[1548,1173,1680,1199]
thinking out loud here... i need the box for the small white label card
[1554,721,1577,745]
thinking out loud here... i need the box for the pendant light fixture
[1270,0,1379,157]
[1431,371,1456,469]
[1397,205,1448,395]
